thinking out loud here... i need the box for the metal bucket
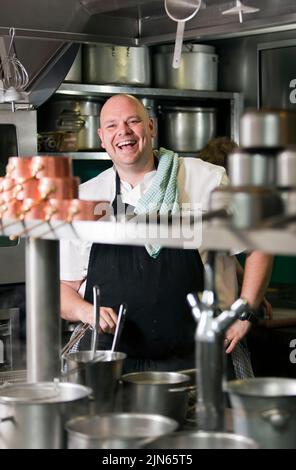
[66,413,178,449]
[0,381,91,449]
[120,371,191,426]
[65,350,126,413]
[227,378,296,449]
[144,431,258,449]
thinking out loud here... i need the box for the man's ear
[149,118,156,138]
[98,128,105,149]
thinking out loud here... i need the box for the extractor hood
[1,0,296,107]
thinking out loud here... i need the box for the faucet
[187,252,249,431]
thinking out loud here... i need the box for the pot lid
[0,381,91,404]
[156,43,216,54]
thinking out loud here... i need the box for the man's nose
[117,121,132,135]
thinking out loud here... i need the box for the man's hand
[88,307,118,334]
[224,319,252,353]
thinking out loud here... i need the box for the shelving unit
[49,83,244,160]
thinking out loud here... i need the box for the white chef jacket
[60,156,238,308]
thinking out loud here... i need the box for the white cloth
[60,157,237,307]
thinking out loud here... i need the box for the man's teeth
[117,140,136,148]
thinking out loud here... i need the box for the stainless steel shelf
[39,152,111,160]
[1,219,296,255]
[57,83,241,101]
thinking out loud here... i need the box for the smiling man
[60,94,273,377]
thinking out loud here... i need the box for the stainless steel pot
[144,431,258,449]
[154,44,218,90]
[228,149,276,187]
[66,413,178,449]
[38,99,103,150]
[0,381,91,449]
[277,149,296,188]
[83,44,151,86]
[160,106,216,152]
[120,371,191,426]
[65,350,126,413]
[227,378,296,449]
[64,46,82,83]
[240,109,296,149]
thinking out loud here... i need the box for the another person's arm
[225,252,274,353]
[60,280,117,334]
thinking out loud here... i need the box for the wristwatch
[239,310,259,325]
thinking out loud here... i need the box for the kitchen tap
[187,252,249,431]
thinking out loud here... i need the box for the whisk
[0,28,29,93]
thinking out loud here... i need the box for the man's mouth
[116,139,137,150]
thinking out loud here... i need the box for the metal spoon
[111,303,127,352]
[165,0,201,69]
[91,285,100,360]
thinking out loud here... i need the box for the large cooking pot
[64,350,126,413]
[38,99,103,150]
[277,149,296,188]
[0,381,91,449]
[83,44,151,86]
[66,413,178,449]
[160,106,216,153]
[240,109,296,149]
[154,44,218,90]
[227,378,296,449]
[120,371,192,426]
[144,431,258,449]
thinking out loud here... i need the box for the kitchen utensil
[66,413,178,449]
[154,43,218,90]
[227,377,296,449]
[91,285,100,361]
[222,0,260,24]
[228,149,276,187]
[0,381,91,449]
[144,430,258,449]
[111,303,127,353]
[277,149,296,188]
[164,0,201,69]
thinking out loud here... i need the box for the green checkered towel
[134,147,180,258]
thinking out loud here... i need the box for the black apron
[79,167,205,373]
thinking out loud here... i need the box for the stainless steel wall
[209,29,296,109]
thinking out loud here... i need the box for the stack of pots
[210,109,296,229]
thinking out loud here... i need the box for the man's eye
[129,119,140,125]
[106,124,115,129]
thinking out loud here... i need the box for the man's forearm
[60,282,92,324]
[240,252,274,308]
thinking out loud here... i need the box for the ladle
[164,0,201,69]
[91,285,100,361]
[111,303,128,353]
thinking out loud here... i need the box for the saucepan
[66,413,178,449]
[144,431,258,449]
[120,371,194,426]
[6,155,72,179]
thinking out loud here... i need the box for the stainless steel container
[141,98,158,149]
[240,109,296,149]
[65,350,126,413]
[66,413,178,449]
[227,378,296,449]
[83,44,151,86]
[277,149,296,187]
[0,381,91,449]
[120,371,191,426]
[160,106,216,152]
[64,46,82,83]
[228,149,276,187]
[144,431,258,449]
[154,44,218,90]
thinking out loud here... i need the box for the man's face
[98,96,155,168]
